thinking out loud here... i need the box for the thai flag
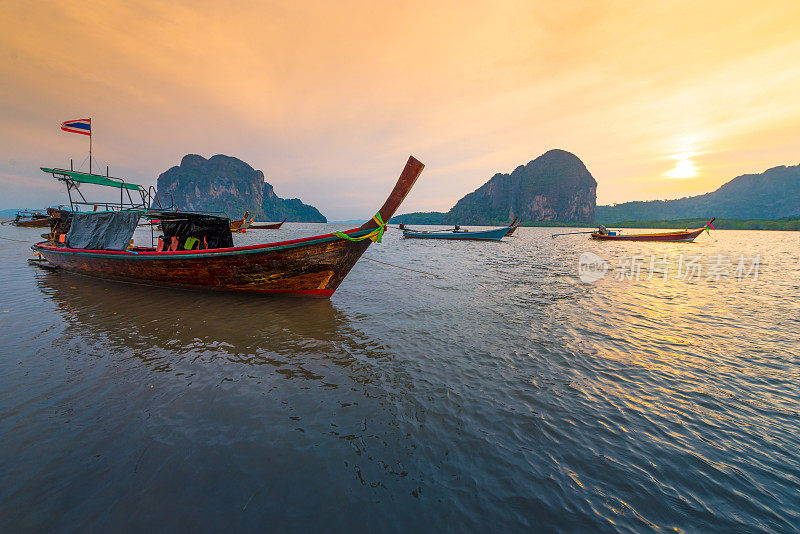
[60,118,91,136]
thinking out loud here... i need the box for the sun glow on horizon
[664,153,699,179]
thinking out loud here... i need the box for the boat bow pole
[551,230,596,238]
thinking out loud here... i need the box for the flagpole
[89,118,92,174]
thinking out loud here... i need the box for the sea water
[1,224,798,531]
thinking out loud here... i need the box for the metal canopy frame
[41,163,233,249]
[42,164,177,248]
[40,165,174,214]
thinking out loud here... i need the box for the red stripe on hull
[36,227,364,257]
[34,237,370,297]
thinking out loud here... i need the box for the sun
[664,152,698,179]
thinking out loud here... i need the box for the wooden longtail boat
[403,225,510,241]
[590,218,715,242]
[230,212,254,232]
[505,217,520,236]
[32,156,425,297]
[250,218,287,230]
[11,211,51,227]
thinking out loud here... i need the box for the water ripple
[0,224,798,531]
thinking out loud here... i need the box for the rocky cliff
[597,163,800,223]
[393,149,597,225]
[156,154,326,222]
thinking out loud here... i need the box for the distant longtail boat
[590,218,715,242]
[230,212,253,232]
[9,210,51,227]
[250,218,287,230]
[402,225,511,241]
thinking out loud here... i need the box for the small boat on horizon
[250,218,287,230]
[402,224,511,241]
[5,210,52,227]
[230,212,254,232]
[590,218,715,242]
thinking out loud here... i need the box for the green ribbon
[335,213,385,243]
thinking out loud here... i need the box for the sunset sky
[2,0,800,219]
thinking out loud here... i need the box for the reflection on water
[2,239,428,531]
[1,224,799,531]
[38,270,351,365]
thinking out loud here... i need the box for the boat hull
[403,226,509,241]
[250,219,286,230]
[14,218,51,228]
[590,228,705,242]
[33,231,373,297]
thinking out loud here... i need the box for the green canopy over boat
[40,167,145,191]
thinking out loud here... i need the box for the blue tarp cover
[65,211,142,250]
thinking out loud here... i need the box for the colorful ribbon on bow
[335,213,386,243]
